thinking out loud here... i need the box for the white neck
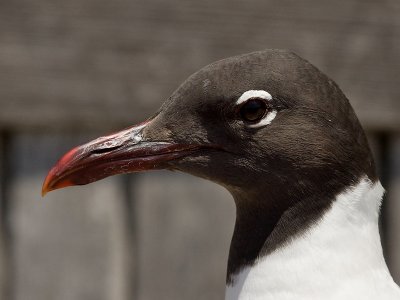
[226,178,400,300]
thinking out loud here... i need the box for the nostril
[90,145,122,155]
[133,132,143,142]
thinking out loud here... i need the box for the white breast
[226,178,400,300]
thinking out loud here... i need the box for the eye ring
[238,98,269,123]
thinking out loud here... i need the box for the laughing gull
[43,50,400,299]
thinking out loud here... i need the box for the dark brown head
[42,50,376,279]
[143,50,376,192]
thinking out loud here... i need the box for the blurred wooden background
[0,0,399,299]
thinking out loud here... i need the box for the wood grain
[0,0,399,131]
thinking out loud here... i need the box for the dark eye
[239,99,268,123]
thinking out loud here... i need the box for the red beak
[42,121,200,196]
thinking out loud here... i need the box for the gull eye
[239,98,268,123]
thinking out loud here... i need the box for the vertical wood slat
[0,132,5,299]
[120,174,139,300]
[135,172,235,300]
[376,133,391,257]
[8,133,134,300]
[368,132,400,285]
[0,131,13,300]
[385,135,400,284]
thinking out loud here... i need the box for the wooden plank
[0,132,11,300]
[9,133,133,300]
[134,172,235,299]
[385,135,400,284]
[0,0,399,130]
[0,135,4,298]
[367,133,400,284]
[0,132,15,300]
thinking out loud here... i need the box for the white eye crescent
[236,90,277,128]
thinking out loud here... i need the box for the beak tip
[41,180,51,197]
[41,167,78,196]
[41,175,52,197]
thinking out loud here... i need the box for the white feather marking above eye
[236,90,277,128]
[236,90,272,105]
